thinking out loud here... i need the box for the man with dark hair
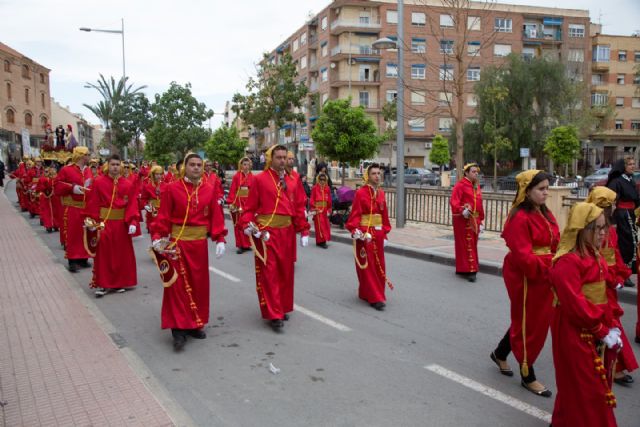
[240,145,310,332]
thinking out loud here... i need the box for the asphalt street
[6,184,639,427]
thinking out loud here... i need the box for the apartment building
[590,33,640,166]
[265,0,591,167]
[0,42,52,168]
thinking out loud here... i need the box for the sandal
[521,380,552,397]
[614,374,634,385]
[490,351,514,377]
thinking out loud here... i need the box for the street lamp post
[373,0,405,228]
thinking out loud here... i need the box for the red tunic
[36,177,55,228]
[345,185,392,304]
[450,177,484,274]
[12,162,28,210]
[501,208,560,372]
[309,183,332,244]
[25,166,45,215]
[140,180,164,236]
[85,175,139,289]
[152,179,228,330]
[54,164,91,260]
[550,252,617,427]
[225,171,255,249]
[239,168,310,320]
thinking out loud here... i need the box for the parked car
[497,170,523,191]
[420,170,441,186]
[583,168,611,189]
[392,168,436,185]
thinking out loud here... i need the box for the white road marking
[424,364,552,423]
[209,266,241,283]
[294,304,352,332]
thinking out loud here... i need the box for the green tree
[544,125,580,176]
[144,82,213,162]
[112,93,152,160]
[311,98,383,184]
[429,134,450,172]
[204,126,248,168]
[232,53,308,149]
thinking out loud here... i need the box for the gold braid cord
[175,245,204,328]
[581,332,617,407]
[521,277,529,378]
[372,239,394,290]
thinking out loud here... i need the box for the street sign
[520,147,530,158]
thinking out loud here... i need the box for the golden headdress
[363,163,379,184]
[463,162,479,173]
[89,158,98,166]
[34,156,43,163]
[71,146,89,163]
[585,186,616,208]
[238,156,251,170]
[263,145,286,171]
[150,165,164,178]
[315,172,328,185]
[554,202,603,261]
[512,169,542,210]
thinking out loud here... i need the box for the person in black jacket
[606,155,639,287]
[0,159,5,187]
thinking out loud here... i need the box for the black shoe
[467,273,477,283]
[46,228,53,233]
[636,336,640,344]
[172,329,187,351]
[270,319,284,332]
[490,351,514,376]
[77,259,92,269]
[623,278,636,288]
[370,302,386,311]
[283,314,290,321]
[317,242,328,249]
[521,380,552,397]
[614,374,634,385]
[29,213,35,218]
[187,329,207,339]
[67,262,79,273]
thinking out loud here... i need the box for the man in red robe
[10,157,28,211]
[152,153,227,351]
[226,157,254,254]
[84,155,139,297]
[450,163,485,282]
[25,157,45,218]
[345,164,393,311]
[309,173,332,248]
[141,165,165,237]
[37,167,58,232]
[239,145,310,332]
[54,146,92,272]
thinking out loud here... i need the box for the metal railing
[330,18,381,31]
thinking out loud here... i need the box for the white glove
[244,226,253,236]
[363,232,372,243]
[215,242,226,258]
[301,235,309,247]
[84,179,92,188]
[602,328,622,349]
[87,225,97,232]
[383,239,389,247]
[352,229,364,240]
[128,225,137,235]
[152,239,165,251]
[218,198,224,205]
[73,185,85,195]
[144,205,152,212]
[616,283,624,290]
[479,224,485,234]
[462,208,471,219]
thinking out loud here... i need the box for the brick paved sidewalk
[0,190,174,426]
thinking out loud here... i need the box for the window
[411,90,426,105]
[633,98,640,108]
[411,12,426,26]
[438,117,453,132]
[494,44,511,57]
[5,82,11,100]
[3,60,9,72]
[41,92,45,108]
[359,13,370,25]
[387,10,398,24]
[494,18,512,32]
[386,90,398,103]
[359,91,370,108]
[522,47,536,60]
[619,50,627,61]
[320,67,328,82]
[25,88,29,104]
[322,93,329,104]
[592,74,604,85]
[615,119,624,130]
[617,74,625,84]
[321,16,328,31]
[635,74,640,85]
[631,120,640,130]
[616,97,624,107]
[300,56,307,69]
[408,118,425,131]
[301,32,307,46]
[568,24,585,38]
[39,73,45,83]
[440,14,454,28]
[467,67,480,81]
[568,49,584,62]
[468,16,481,30]
[439,65,453,80]
[21,64,30,79]
[635,51,640,62]
[386,63,398,78]
[411,64,426,79]
[321,42,328,57]
[439,92,452,106]
[6,109,14,124]
[440,40,454,54]
[293,39,299,51]
[591,93,608,106]
[593,45,610,62]
[24,112,32,127]
[411,38,426,53]
[467,41,480,56]
[467,94,478,107]
[40,115,47,129]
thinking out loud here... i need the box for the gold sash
[237,187,249,197]
[601,248,616,266]
[171,224,207,241]
[256,214,292,228]
[360,214,382,227]
[150,199,161,208]
[532,246,551,255]
[61,196,85,208]
[582,281,607,305]
[314,201,327,208]
[100,207,125,220]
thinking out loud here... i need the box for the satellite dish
[330,62,336,69]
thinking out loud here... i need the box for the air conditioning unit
[425,142,432,149]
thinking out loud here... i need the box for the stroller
[330,186,355,228]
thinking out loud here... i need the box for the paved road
[6,182,639,427]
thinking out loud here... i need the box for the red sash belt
[617,200,635,210]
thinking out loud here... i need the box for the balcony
[522,26,562,43]
[330,18,381,34]
[330,75,381,88]
[330,44,380,59]
[592,61,610,71]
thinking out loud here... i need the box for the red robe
[450,177,484,274]
[226,171,255,249]
[239,168,310,320]
[36,177,55,229]
[602,227,638,374]
[140,180,164,236]
[11,162,28,210]
[345,184,392,304]
[25,166,45,215]
[310,182,332,244]
[54,164,92,260]
[152,179,227,330]
[550,252,618,427]
[85,175,139,289]
[501,208,560,373]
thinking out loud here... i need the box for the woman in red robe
[450,163,484,282]
[345,164,393,311]
[309,172,332,248]
[490,170,560,397]
[586,186,638,385]
[141,165,165,237]
[152,153,227,350]
[25,158,45,218]
[37,167,57,232]
[550,202,619,427]
[85,155,140,297]
[225,157,254,253]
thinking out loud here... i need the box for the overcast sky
[2,0,639,129]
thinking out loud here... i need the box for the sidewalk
[0,189,175,426]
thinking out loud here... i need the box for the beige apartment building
[50,98,96,152]
[263,0,591,167]
[590,33,640,166]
